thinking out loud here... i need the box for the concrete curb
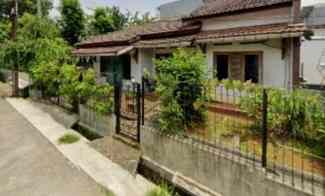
[6,98,154,196]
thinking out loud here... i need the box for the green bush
[240,84,325,142]
[154,48,208,133]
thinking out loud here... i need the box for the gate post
[114,82,121,135]
[262,88,268,168]
[136,83,141,142]
[141,77,145,125]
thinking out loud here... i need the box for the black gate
[115,81,141,142]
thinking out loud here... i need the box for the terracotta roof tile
[134,23,307,47]
[195,23,306,42]
[78,20,186,46]
[186,0,292,19]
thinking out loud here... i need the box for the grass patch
[146,184,178,196]
[58,133,80,144]
[99,185,115,196]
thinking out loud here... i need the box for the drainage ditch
[71,123,103,141]
[137,159,193,196]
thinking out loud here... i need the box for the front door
[229,54,244,81]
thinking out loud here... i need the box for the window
[245,55,259,83]
[214,52,261,83]
[214,55,229,80]
[100,55,131,80]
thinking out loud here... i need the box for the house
[73,0,309,89]
[301,3,325,87]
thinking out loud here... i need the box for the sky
[51,0,176,17]
[51,0,325,18]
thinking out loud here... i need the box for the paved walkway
[0,98,105,196]
[6,98,153,196]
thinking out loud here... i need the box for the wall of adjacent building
[201,6,292,31]
[301,29,325,85]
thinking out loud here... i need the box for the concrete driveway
[0,98,106,196]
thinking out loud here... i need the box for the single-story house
[73,0,309,89]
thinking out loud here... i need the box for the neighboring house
[73,0,308,89]
[301,3,325,86]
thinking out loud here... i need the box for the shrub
[86,84,114,115]
[240,84,325,141]
[154,48,208,133]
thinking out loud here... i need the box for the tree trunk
[10,0,19,97]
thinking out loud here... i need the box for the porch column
[94,56,101,79]
[292,37,301,87]
[292,0,302,23]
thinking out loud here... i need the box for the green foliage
[155,48,208,133]
[18,13,60,40]
[146,184,178,196]
[87,84,114,115]
[239,84,325,142]
[127,11,156,26]
[0,21,10,42]
[0,0,53,20]
[58,133,80,144]
[59,0,85,45]
[31,61,62,97]
[0,14,71,72]
[90,6,128,35]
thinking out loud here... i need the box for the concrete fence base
[140,127,314,196]
[79,104,114,136]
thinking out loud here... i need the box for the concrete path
[0,98,105,196]
[6,98,153,196]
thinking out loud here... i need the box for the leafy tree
[0,0,53,20]
[59,0,85,45]
[90,6,128,35]
[127,11,156,26]
[0,14,71,75]
[0,21,10,42]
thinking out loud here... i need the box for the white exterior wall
[207,41,289,88]
[201,7,292,31]
[131,48,154,82]
[301,29,325,85]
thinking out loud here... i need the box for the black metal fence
[141,77,325,195]
[114,80,141,142]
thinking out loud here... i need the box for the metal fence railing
[141,77,325,195]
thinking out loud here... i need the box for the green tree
[90,6,128,35]
[0,0,53,21]
[127,11,156,26]
[0,21,10,42]
[59,0,85,45]
[0,14,71,73]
